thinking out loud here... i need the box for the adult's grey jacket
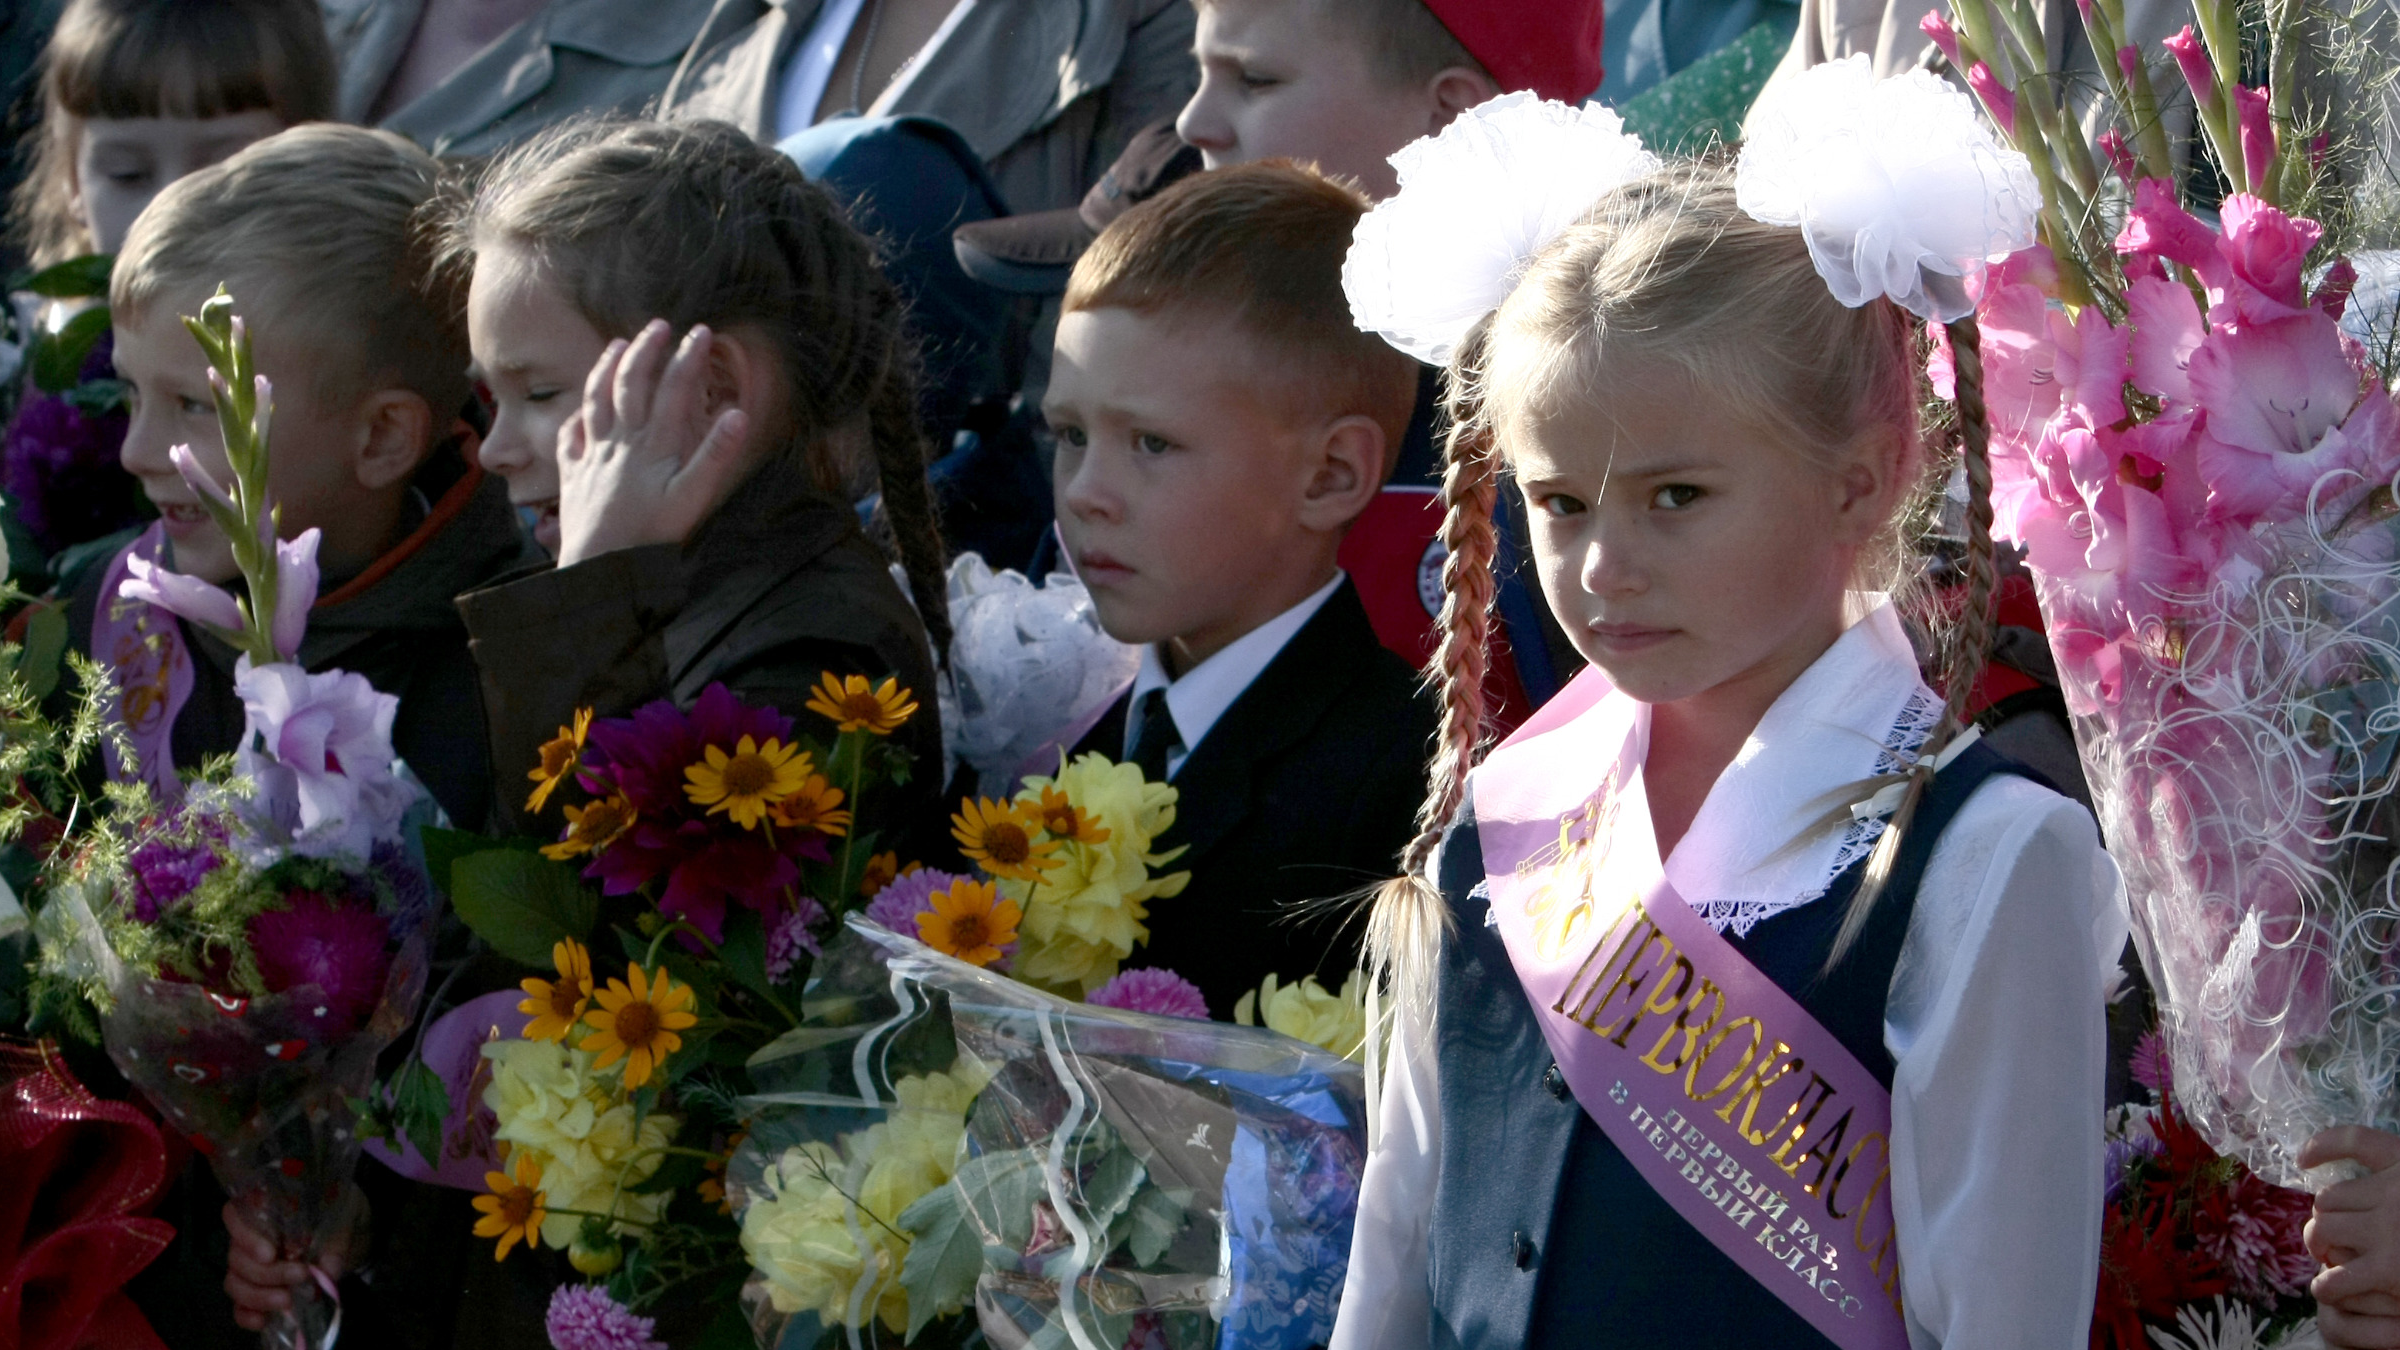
[321,0,720,157]
[660,0,1197,214]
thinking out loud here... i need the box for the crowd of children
[7,0,2400,1346]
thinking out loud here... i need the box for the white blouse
[1329,603,2129,1350]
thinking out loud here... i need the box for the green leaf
[16,603,67,701]
[391,1059,451,1167]
[449,848,597,966]
[32,306,111,394]
[16,253,112,298]
[418,825,543,898]
[692,1298,756,1350]
[627,1146,708,1195]
[1118,1185,1189,1268]
[1080,1145,1145,1232]
[951,1148,1044,1250]
[896,1181,985,1341]
[61,379,128,416]
[717,908,776,1003]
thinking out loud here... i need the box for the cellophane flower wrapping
[1978,187,2400,1188]
[40,797,440,1350]
[729,919,1366,1350]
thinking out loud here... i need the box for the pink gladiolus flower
[2315,256,2357,320]
[2188,317,2387,524]
[271,529,320,661]
[2235,85,2275,191]
[2098,130,2136,184]
[119,551,246,634]
[2214,194,2321,325]
[2125,275,2206,402]
[1965,63,2015,135]
[2164,25,2214,109]
[2117,44,2143,82]
[2117,177,2225,283]
[168,444,236,515]
[1919,10,1961,65]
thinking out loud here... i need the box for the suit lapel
[1157,581,1379,871]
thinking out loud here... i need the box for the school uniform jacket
[1070,577,1436,1018]
[1329,603,2127,1350]
[659,0,1196,214]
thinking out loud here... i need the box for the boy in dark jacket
[1044,160,1438,1018]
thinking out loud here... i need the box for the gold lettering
[1551,906,1640,1022]
[1583,926,1675,1037]
[1763,1073,1838,1168]
[1639,977,1724,1075]
[1686,1016,1764,1101]
[1782,1107,1854,1197]
[1710,1042,1804,1145]
[1609,954,1695,1048]
[1830,1132,1892,1225]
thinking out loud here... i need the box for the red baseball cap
[1427,0,1606,104]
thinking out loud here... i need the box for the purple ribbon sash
[94,525,192,802]
[1473,669,1910,1350]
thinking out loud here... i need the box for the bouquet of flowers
[16,291,437,1350]
[730,919,1368,1350]
[1923,0,2400,1194]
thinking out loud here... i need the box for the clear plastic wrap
[937,555,1139,796]
[730,919,1365,1350]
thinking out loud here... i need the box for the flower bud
[568,1232,622,1276]
[1966,63,2016,137]
[1918,10,1961,65]
[2164,26,2215,111]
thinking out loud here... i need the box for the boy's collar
[1126,570,1346,772]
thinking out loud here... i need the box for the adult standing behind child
[1042,161,1436,1017]
[4,0,333,570]
[448,117,948,835]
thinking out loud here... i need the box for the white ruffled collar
[1526,600,1940,937]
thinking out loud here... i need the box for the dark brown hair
[113,125,469,428]
[10,0,337,265]
[1066,159,1422,459]
[453,117,950,654]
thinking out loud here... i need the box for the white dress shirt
[1122,571,1346,779]
[1329,601,2128,1350]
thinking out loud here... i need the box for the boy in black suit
[1041,160,1437,1018]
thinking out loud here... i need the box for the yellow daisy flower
[699,1130,747,1215]
[915,879,1022,968]
[524,708,592,814]
[858,852,916,898]
[1027,786,1111,845]
[805,672,919,736]
[582,963,701,1090]
[768,773,852,837]
[683,736,811,830]
[540,793,638,861]
[471,1153,547,1260]
[516,938,593,1043]
[950,798,1062,883]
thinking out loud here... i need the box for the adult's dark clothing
[1071,578,1435,1018]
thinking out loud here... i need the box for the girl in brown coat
[446,117,949,836]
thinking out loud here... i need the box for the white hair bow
[1737,56,2040,323]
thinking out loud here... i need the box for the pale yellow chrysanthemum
[1006,753,1189,991]
[1236,971,1371,1063]
[480,1038,679,1247]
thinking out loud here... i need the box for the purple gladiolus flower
[119,551,246,634]
[169,443,237,516]
[2164,25,2214,110]
[545,1286,666,1350]
[1088,968,1211,1021]
[233,657,411,861]
[272,528,321,659]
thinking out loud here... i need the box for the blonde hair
[111,124,469,422]
[1368,158,2000,1014]
[10,0,335,267]
[446,117,951,655]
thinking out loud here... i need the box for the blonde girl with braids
[1329,71,2126,1350]
[450,117,949,830]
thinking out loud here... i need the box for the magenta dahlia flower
[545,1285,665,1350]
[1087,968,1210,1021]
[247,890,392,1029]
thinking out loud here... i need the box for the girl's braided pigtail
[1369,325,1501,1021]
[864,355,953,660]
[1822,312,1999,970]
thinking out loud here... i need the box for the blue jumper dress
[1425,742,2030,1348]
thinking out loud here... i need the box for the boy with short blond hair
[68,123,529,830]
[1045,160,1434,1016]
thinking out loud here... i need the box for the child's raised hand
[222,1185,367,1331]
[2304,1126,2400,1348]
[554,319,752,568]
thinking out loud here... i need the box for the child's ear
[1296,414,1388,533]
[1830,424,1910,544]
[353,390,435,492]
[704,328,775,421]
[1426,67,1504,134]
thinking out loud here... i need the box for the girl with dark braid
[447,117,949,834]
[1331,71,2125,1350]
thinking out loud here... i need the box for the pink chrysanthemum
[2130,1030,2173,1098]
[1087,968,1210,1021]
[247,890,392,1029]
[545,1285,665,1350]
[2196,1173,2317,1301]
[865,867,963,934]
[766,896,829,981]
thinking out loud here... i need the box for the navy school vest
[1426,742,2031,1348]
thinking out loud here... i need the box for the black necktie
[1127,687,1182,782]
